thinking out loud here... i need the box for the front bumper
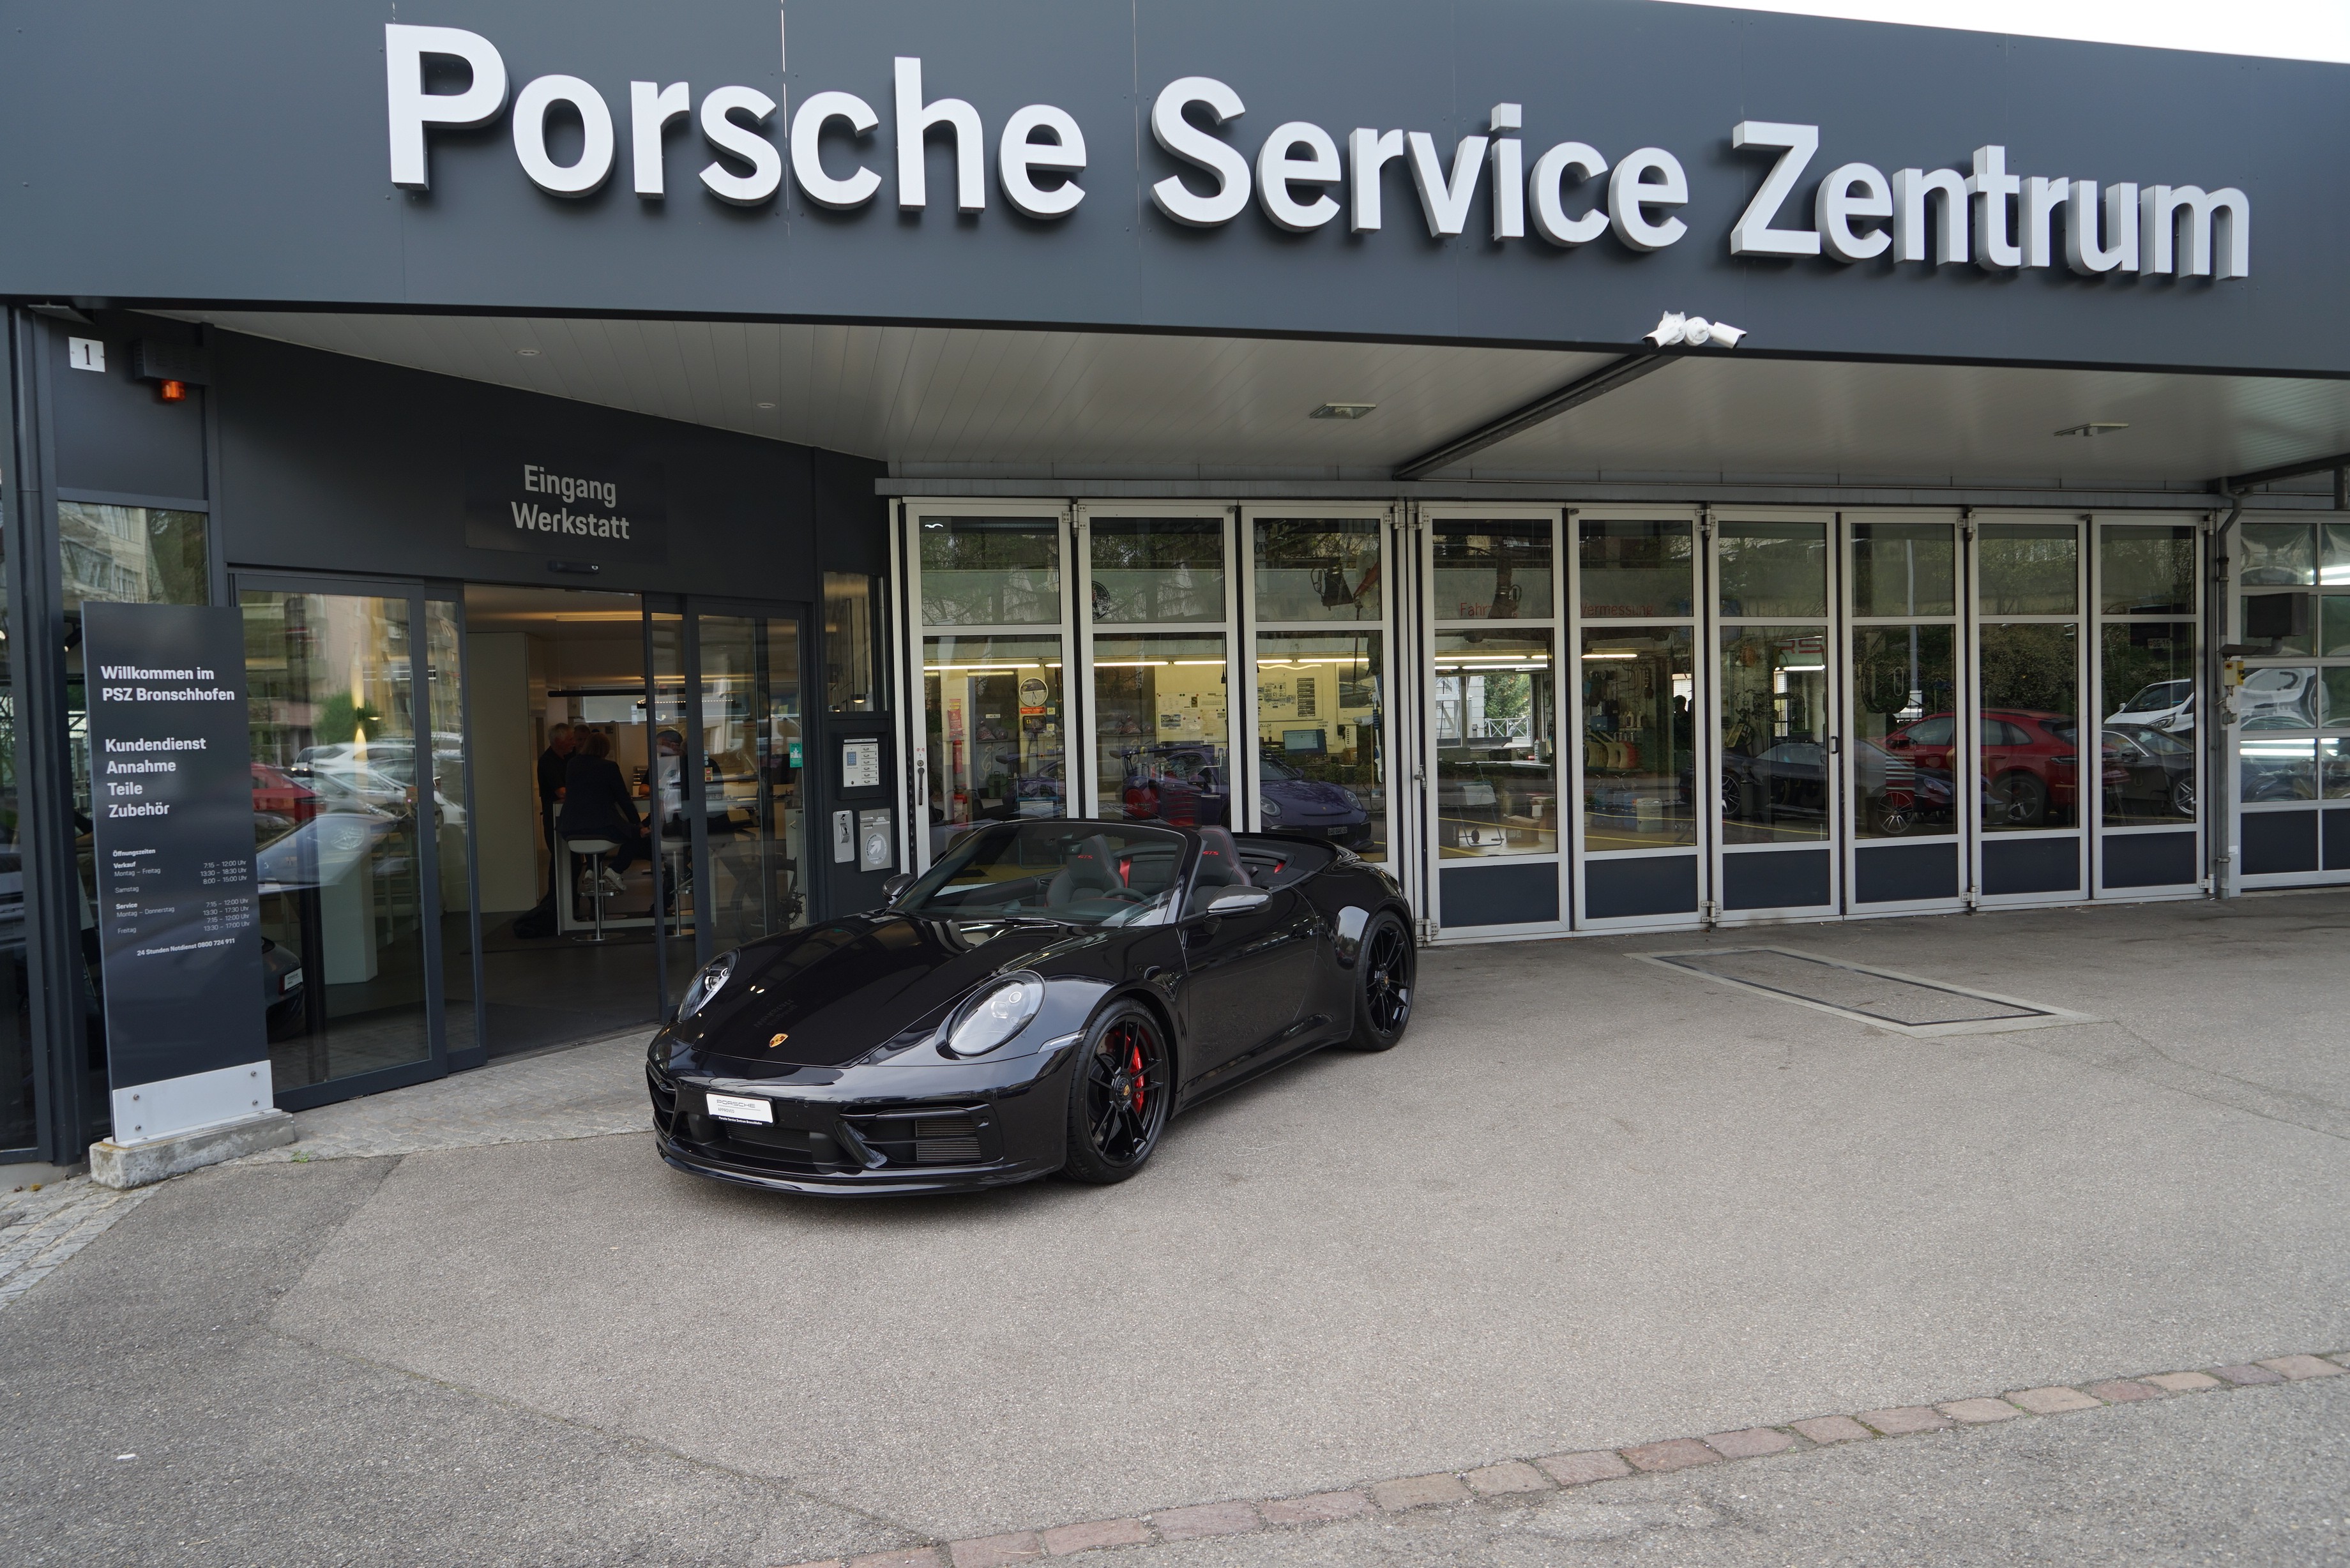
[648,1039,1077,1197]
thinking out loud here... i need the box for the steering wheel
[1098,886,1149,903]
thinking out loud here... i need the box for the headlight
[678,951,738,1020]
[944,973,1045,1058]
[1260,799,1284,820]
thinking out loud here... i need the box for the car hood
[671,912,1075,1068]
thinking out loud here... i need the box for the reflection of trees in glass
[1977,530,2078,614]
[1091,520,1221,622]
[1980,623,2077,713]
[1253,520,1381,620]
[918,520,1060,624]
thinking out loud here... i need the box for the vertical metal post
[7,312,92,1160]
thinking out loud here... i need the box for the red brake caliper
[1128,1035,1146,1112]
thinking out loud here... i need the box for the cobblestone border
[776,1350,2350,1568]
[0,1177,157,1313]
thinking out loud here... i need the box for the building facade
[3,1,2347,1165]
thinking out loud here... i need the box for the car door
[1175,873,1324,1090]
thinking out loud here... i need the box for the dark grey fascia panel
[1,2,2346,375]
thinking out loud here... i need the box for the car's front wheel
[1343,912,1416,1052]
[1059,1000,1172,1184]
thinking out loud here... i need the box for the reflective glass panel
[2321,737,2350,799]
[2324,594,2350,658]
[1252,518,1383,621]
[2101,622,2196,731]
[1432,631,1556,857]
[649,612,697,999]
[59,503,208,612]
[923,636,1065,860]
[1432,519,1553,621]
[2326,523,2350,586]
[699,614,807,954]
[425,602,478,1057]
[2327,668,2350,728]
[1717,522,1828,618]
[1091,634,1230,825]
[0,520,25,1150]
[823,571,879,712]
[1718,626,1832,843]
[1977,622,2080,831]
[917,516,1062,626]
[2240,521,2316,587]
[1851,522,1956,618]
[2241,735,2314,801]
[1579,519,1694,618]
[1852,625,1958,838]
[242,590,432,1092]
[2240,666,2317,730]
[1581,626,1696,850]
[1255,629,1385,861]
[1978,525,2079,615]
[2099,621,2196,824]
[1090,517,1225,624]
[2100,525,2197,615]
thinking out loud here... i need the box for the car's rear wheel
[1343,913,1415,1052]
[1059,1001,1172,1184]
[1987,769,2047,827]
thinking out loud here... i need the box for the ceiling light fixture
[515,347,541,357]
[1311,402,1376,419]
[755,400,775,409]
[2054,422,2129,437]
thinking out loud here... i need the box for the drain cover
[1634,947,2091,1036]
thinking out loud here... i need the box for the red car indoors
[251,762,323,822]
[1881,709,2079,828]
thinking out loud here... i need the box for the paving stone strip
[771,1350,2350,1568]
[0,1177,157,1314]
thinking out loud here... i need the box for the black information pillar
[83,602,267,1138]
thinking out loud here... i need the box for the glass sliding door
[1245,511,1393,863]
[692,610,807,960]
[239,582,443,1104]
[1708,515,1840,919]
[1970,518,2088,902]
[1080,511,1233,829]
[1847,514,1966,911]
[1421,510,1565,931]
[423,597,483,1064]
[2093,518,2202,894]
[1573,513,1702,927]
[2229,516,2348,886]
[907,508,1073,865]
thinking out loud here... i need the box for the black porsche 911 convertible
[648,818,1416,1195]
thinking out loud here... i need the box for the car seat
[1047,834,1125,907]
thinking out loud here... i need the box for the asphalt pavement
[3,890,2346,1566]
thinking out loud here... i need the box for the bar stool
[565,835,621,943]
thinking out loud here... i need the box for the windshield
[899,821,1188,927]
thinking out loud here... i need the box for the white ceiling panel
[172,310,2350,490]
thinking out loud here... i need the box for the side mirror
[1206,888,1270,915]
[881,871,914,903]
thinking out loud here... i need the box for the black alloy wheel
[1344,912,1415,1052]
[1061,1001,1172,1184]
[1987,769,2048,827]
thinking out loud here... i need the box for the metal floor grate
[1633,947,2094,1037]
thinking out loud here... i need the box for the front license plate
[704,1092,774,1125]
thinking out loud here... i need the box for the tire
[1059,1000,1172,1185]
[1987,770,2047,827]
[1343,912,1416,1052]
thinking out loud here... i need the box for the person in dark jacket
[557,728,644,891]
[535,721,577,901]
